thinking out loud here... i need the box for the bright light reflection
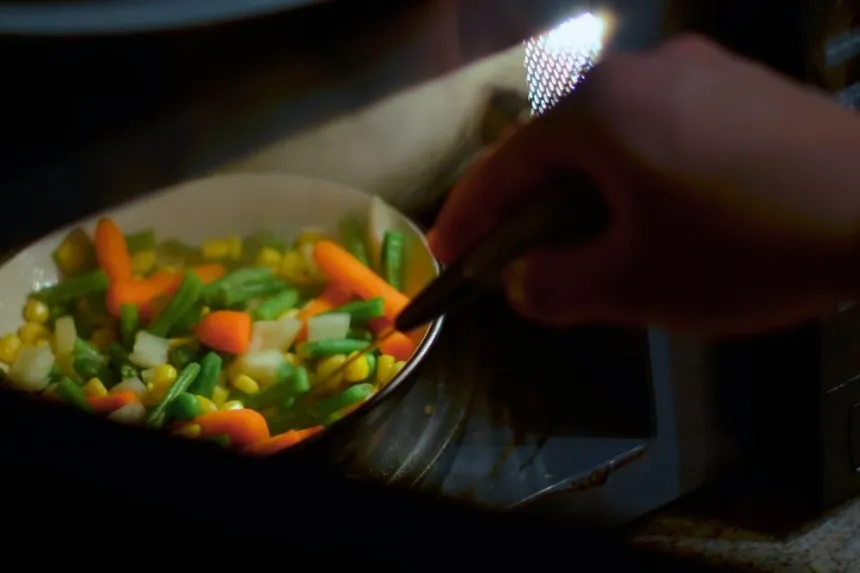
[524,12,606,116]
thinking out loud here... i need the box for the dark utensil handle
[395,173,610,332]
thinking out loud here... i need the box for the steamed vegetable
[0,201,428,456]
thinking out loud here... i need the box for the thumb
[503,243,628,327]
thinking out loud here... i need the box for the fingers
[429,121,558,263]
[502,241,627,327]
[430,104,615,264]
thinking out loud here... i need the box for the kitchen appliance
[1,0,853,531]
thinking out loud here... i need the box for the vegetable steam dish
[0,201,422,456]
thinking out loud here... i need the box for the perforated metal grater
[523,12,607,116]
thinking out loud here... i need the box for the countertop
[631,488,860,572]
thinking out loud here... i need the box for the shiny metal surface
[525,12,604,115]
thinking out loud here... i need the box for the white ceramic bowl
[0,173,443,449]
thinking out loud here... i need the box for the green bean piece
[301,339,370,359]
[242,230,287,262]
[326,297,385,323]
[48,364,64,384]
[338,216,371,267]
[267,407,315,435]
[310,383,374,425]
[363,353,377,381]
[33,269,109,306]
[346,328,374,342]
[47,304,68,328]
[202,267,273,304]
[124,229,157,254]
[119,304,139,350]
[73,338,103,362]
[147,272,204,338]
[108,343,139,382]
[167,392,203,422]
[217,277,287,308]
[251,364,310,411]
[171,344,199,370]
[157,239,203,265]
[381,231,405,292]
[170,305,203,337]
[253,288,300,321]
[146,362,201,429]
[186,351,222,398]
[55,377,93,412]
[73,356,118,387]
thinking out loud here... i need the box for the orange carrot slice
[377,330,415,361]
[94,218,133,284]
[243,426,324,457]
[87,391,138,414]
[295,282,352,342]
[314,241,411,320]
[193,409,270,448]
[368,317,415,361]
[105,271,182,317]
[190,264,226,285]
[196,310,252,354]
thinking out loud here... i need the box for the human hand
[428,35,860,334]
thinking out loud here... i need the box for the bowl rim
[0,172,444,453]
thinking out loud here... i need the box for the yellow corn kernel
[143,384,161,406]
[173,424,202,439]
[255,247,282,270]
[153,364,177,386]
[278,309,300,320]
[226,235,243,260]
[23,299,50,324]
[375,354,396,387]
[90,327,116,353]
[344,351,370,383]
[220,400,244,411]
[317,354,346,388]
[393,361,406,377]
[168,336,195,348]
[225,362,242,386]
[82,378,108,398]
[0,334,22,364]
[130,249,157,276]
[200,306,211,318]
[144,364,177,404]
[211,385,230,407]
[194,394,218,414]
[232,374,260,395]
[201,239,230,260]
[54,238,87,275]
[283,352,298,366]
[18,322,49,345]
[296,230,327,246]
[278,250,304,281]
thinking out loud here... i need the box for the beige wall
[221,44,526,211]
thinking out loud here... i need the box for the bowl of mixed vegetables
[0,173,441,457]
